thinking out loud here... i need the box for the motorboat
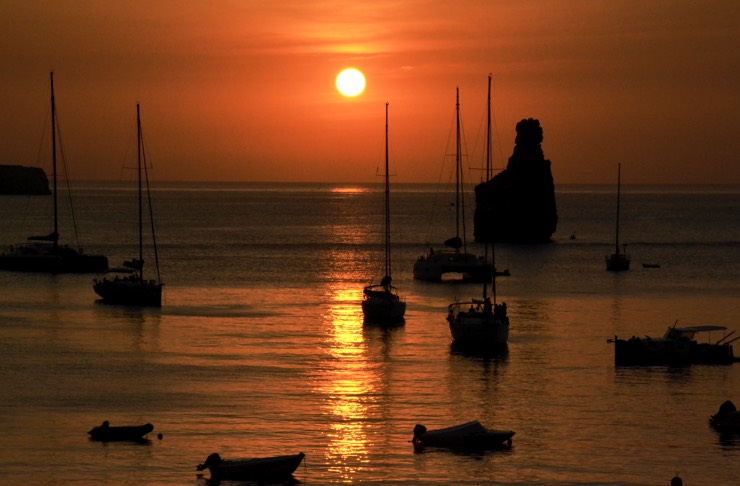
[196,452,305,481]
[609,323,737,366]
[412,420,514,450]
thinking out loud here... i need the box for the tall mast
[486,74,492,181]
[137,103,143,280]
[455,87,462,251]
[384,102,391,281]
[614,163,621,255]
[50,72,58,250]
[487,75,496,303]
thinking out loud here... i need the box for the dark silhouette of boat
[605,163,630,271]
[447,76,509,348]
[362,103,406,325]
[413,87,491,283]
[93,104,163,307]
[709,400,740,434]
[412,420,514,451]
[0,72,108,274]
[87,421,154,442]
[196,452,305,481]
[609,323,737,366]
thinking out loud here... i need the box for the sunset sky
[1,1,738,184]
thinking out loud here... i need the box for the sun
[336,68,366,97]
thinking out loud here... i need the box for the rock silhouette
[474,118,557,243]
[0,165,51,195]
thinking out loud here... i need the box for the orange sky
[1,1,738,184]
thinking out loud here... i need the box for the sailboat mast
[486,74,492,181]
[614,162,621,255]
[455,87,462,251]
[384,102,391,280]
[137,104,143,279]
[50,72,58,251]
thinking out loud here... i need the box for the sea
[0,182,738,485]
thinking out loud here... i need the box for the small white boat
[412,420,514,450]
[196,452,305,481]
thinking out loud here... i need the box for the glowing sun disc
[336,68,366,97]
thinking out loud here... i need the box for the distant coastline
[0,165,50,195]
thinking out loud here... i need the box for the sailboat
[0,72,108,274]
[446,76,509,348]
[362,103,406,325]
[93,104,163,306]
[413,88,491,282]
[605,163,630,271]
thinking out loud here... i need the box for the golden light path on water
[312,202,379,480]
[324,285,372,478]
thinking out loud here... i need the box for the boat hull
[88,422,153,442]
[0,244,108,274]
[93,277,163,307]
[413,421,514,451]
[613,337,734,366]
[198,452,305,481]
[447,301,509,347]
[413,251,492,282]
[606,252,630,271]
[362,286,406,324]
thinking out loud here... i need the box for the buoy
[157,433,163,440]
[671,475,682,486]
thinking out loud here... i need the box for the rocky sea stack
[473,118,557,243]
[0,165,51,195]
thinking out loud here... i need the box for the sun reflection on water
[314,284,379,480]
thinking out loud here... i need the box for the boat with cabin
[0,72,108,274]
[446,77,510,349]
[93,104,163,307]
[413,87,491,283]
[609,323,737,366]
[362,103,406,324]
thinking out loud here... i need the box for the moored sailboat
[606,163,630,271]
[413,87,491,282]
[93,104,163,306]
[447,76,509,348]
[0,72,108,274]
[362,103,406,325]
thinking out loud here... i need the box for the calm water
[0,182,739,485]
